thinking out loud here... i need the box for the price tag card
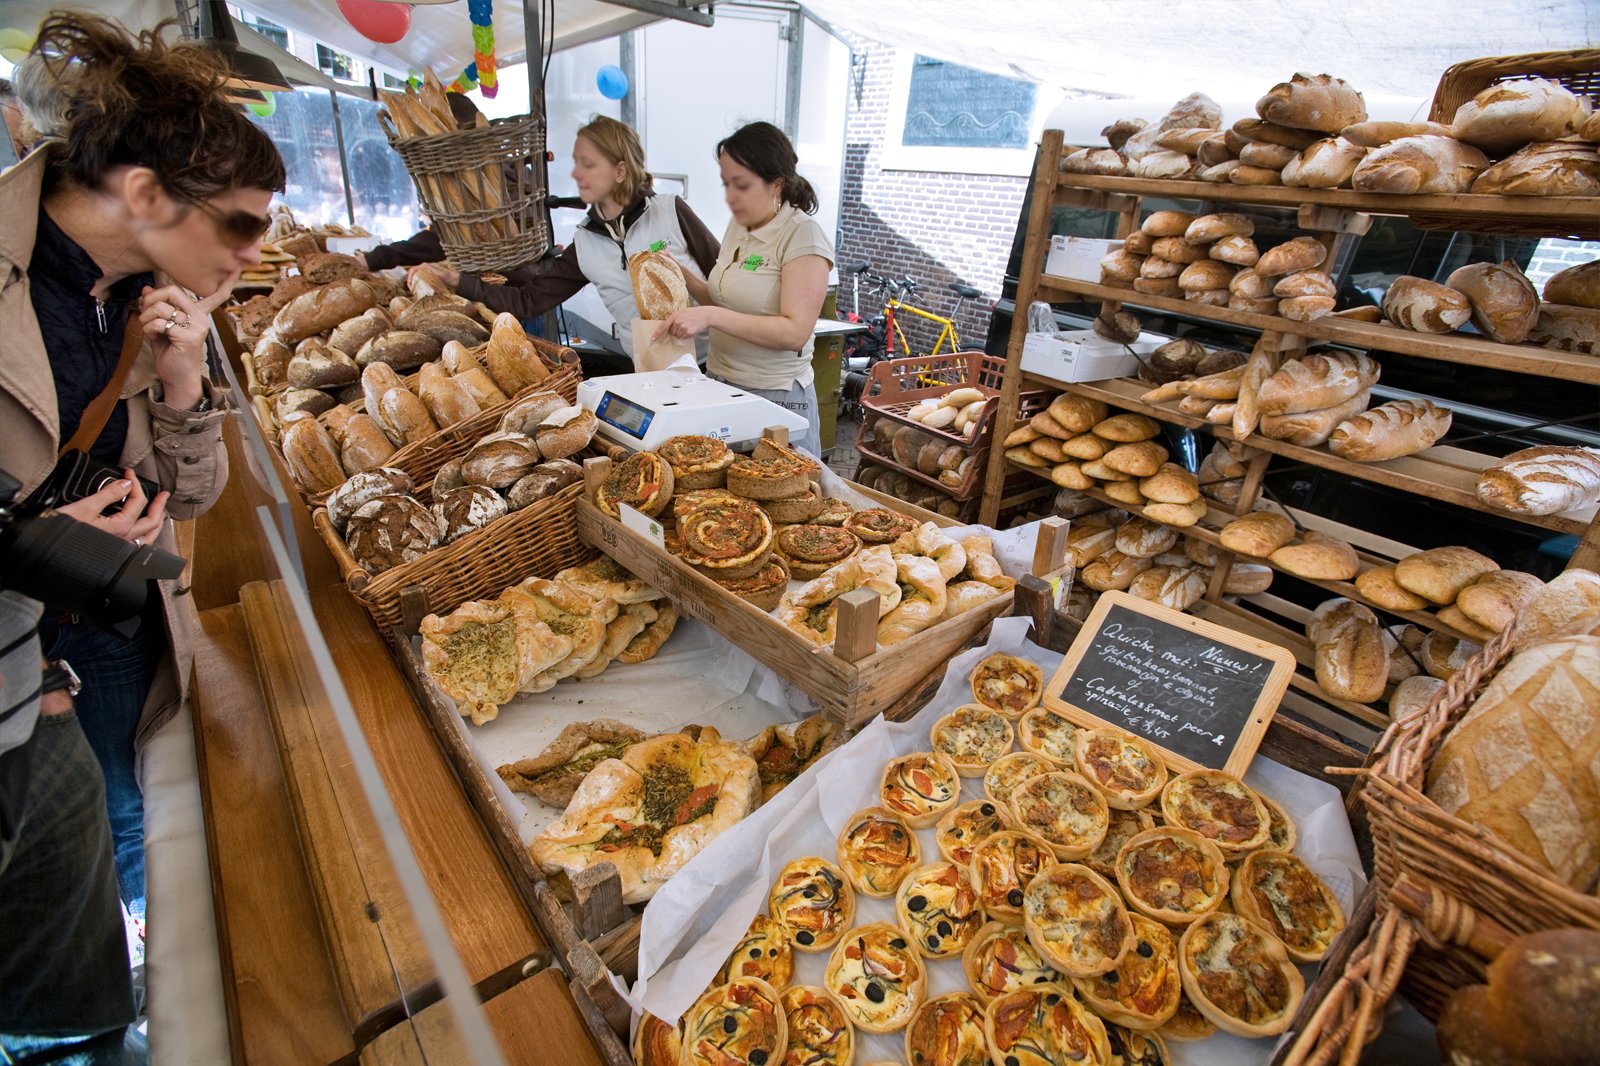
[619,502,666,549]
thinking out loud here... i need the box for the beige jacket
[0,148,230,749]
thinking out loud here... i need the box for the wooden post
[1031,515,1071,576]
[1015,574,1056,648]
[569,862,626,942]
[833,588,881,663]
[762,424,791,447]
[399,585,431,638]
[583,456,613,499]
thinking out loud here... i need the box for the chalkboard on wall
[1041,591,1296,777]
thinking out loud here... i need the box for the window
[240,11,288,51]
[902,56,1036,150]
[315,43,354,82]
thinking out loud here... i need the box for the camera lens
[0,511,184,626]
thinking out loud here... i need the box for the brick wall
[1525,237,1600,291]
[834,35,1027,355]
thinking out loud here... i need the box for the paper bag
[631,318,697,372]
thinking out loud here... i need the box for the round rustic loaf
[325,468,414,531]
[1445,261,1539,343]
[1382,276,1472,333]
[462,431,541,489]
[344,495,442,574]
[432,485,508,542]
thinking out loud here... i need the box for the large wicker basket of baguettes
[1284,600,1600,1064]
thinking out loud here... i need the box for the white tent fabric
[801,0,1598,102]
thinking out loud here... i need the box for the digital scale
[577,366,808,452]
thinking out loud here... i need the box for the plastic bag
[1026,300,1057,334]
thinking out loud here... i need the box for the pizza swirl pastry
[714,558,789,613]
[1083,806,1157,883]
[774,523,862,581]
[779,985,853,1066]
[1160,771,1271,855]
[935,799,1011,867]
[931,704,1015,776]
[630,1011,680,1066]
[673,487,742,522]
[983,752,1053,808]
[595,450,674,518]
[1021,863,1133,978]
[657,434,736,491]
[1016,707,1081,767]
[1072,728,1169,810]
[717,912,794,990]
[769,856,856,952]
[844,507,920,544]
[879,751,962,828]
[904,992,989,1066]
[823,922,927,1034]
[895,860,986,960]
[680,977,788,1066]
[1115,827,1229,926]
[812,497,854,526]
[983,984,1110,1066]
[962,921,1060,1005]
[969,653,1045,718]
[1007,772,1109,861]
[1230,849,1345,962]
[758,482,827,525]
[678,498,775,580]
[1070,912,1181,1030]
[727,444,813,500]
[968,830,1057,924]
[838,806,922,898]
[1177,911,1305,1038]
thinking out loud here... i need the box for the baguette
[1262,390,1371,447]
[1232,117,1321,150]
[1339,120,1453,148]
[1231,347,1279,439]
[1328,399,1452,462]
[1258,351,1379,415]
[1476,446,1600,516]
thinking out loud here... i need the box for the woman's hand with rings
[652,305,717,343]
[140,274,238,411]
[54,468,171,545]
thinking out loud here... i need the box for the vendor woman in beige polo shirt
[655,121,832,455]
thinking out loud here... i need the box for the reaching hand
[139,275,237,411]
[652,305,717,343]
[53,469,171,546]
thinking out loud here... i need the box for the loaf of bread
[275,387,336,423]
[1454,569,1545,634]
[1140,210,1196,237]
[339,414,397,475]
[1256,73,1367,133]
[417,363,482,428]
[1130,150,1198,180]
[287,345,360,390]
[1274,270,1336,299]
[1100,248,1144,285]
[1437,928,1600,1065]
[1260,389,1371,447]
[1220,510,1296,556]
[1123,231,1156,255]
[1233,162,1289,185]
[328,307,393,356]
[628,250,691,319]
[1210,235,1259,266]
[1351,136,1489,194]
[1355,565,1430,610]
[1101,118,1147,152]
[1178,259,1237,292]
[357,330,444,371]
[1284,137,1368,188]
[1390,675,1445,720]
[1514,569,1600,651]
[1526,303,1600,355]
[1328,399,1452,462]
[432,485,508,543]
[1383,276,1473,334]
[534,405,599,460]
[1258,351,1377,416]
[1423,631,1482,680]
[1046,457,1091,489]
[1065,514,1119,567]
[1140,463,1201,504]
[1271,531,1360,581]
[1063,147,1129,175]
[1152,237,1207,264]
[1115,517,1180,559]
[483,312,550,396]
[282,416,347,493]
[1476,446,1600,516]
[360,362,406,443]
[344,495,442,574]
[1472,140,1600,197]
[1185,213,1253,243]
[1436,604,1499,643]
[379,387,439,446]
[1092,413,1161,442]
[273,277,379,343]
[1195,132,1233,166]
[404,309,490,348]
[1102,478,1145,505]
[1128,565,1207,611]
[454,368,511,409]
[1141,499,1207,527]
[1146,339,1208,382]
[1223,561,1273,594]
[1198,160,1242,183]
[1278,295,1336,322]
[1081,550,1154,592]
[1450,77,1590,157]
[1132,277,1184,297]
[1308,598,1387,703]
[1049,394,1110,434]
[1155,128,1216,155]
[1101,441,1168,477]
[1426,635,1600,888]
[1543,261,1600,310]
[1255,236,1327,276]
[1339,120,1454,148]
[1140,256,1185,280]
[1229,268,1274,299]
[325,468,414,531]
[1060,433,1112,461]
[1444,261,1539,343]
[1394,545,1500,606]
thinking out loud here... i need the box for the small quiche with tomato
[879,751,962,828]
[983,984,1109,1066]
[934,799,1011,868]
[823,922,927,1034]
[779,984,853,1066]
[681,977,788,1066]
[716,911,794,990]
[837,806,922,898]
[895,860,986,960]
[904,992,989,1066]
[962,921,1060,1005]
[769,856,855,953]
[969,652,1045,718]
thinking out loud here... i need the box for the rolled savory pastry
[822,921,927,1033]
[984,985,1110,1066]
[717,912,795,990]
[1016,707,1081,767]
[812,497,853,526]
[715,558,790,613]
[727,449,812,499]
[780,984,853,1066]
[594,450,674,518]
[1177,912,1304,1038]
[630,1013,680,1066]
[770,856,855,953]
[774,523,862,581]
[931,704,1015,776]
[778,544,901,646]
[680,977,788,1066]
[838,806,922,898]
[673,487,743,522]
[1070,913,1182,1030]
[1230,849,1345,962]
[759,483,827,524]
[904,992,987,1066]
[1022,864,1134,978]
[963,921,1061,1005]
[1115,827,1229,926]
[968,830,1057,925]
[843,507,920,545]
[1083,807,1157,884]
[879,751,962,828]
[968,653,1045,718]
[1072,728,1169,810]
[982,752,1054,809]
[1160,771,1272,856]
[934,799,1011,868]
[657,434,736,490]
[1008,772,1110,861]
[895,860,986,960]
[677,498,775,580]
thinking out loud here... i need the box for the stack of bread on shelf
[1380,257,1596,355]
[318,390,599,574]
[854,383,994,515]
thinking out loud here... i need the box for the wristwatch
[42,659,82,698]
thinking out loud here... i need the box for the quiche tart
[714,557,790,613]
[879,751,963,828]
[931,704,1016,777]
[779,984,853,1066]
[717,912,795,990]
[968,830,1057,925]
[1230,849,1346,962]
[1177,911,1305,1038]
[1072,728,1169,810]
[838,806,922,898]
[657,434,736,491]
[1160,771,1272,856]
[1157,993,1217,1043]
[1114,827,1229,927]
[677,498,776,580]
[1007,772,1109,861]
[631,1011,681,1066]
[1083,807,1157,883]
[774,523,862,580]
[743,714,835,802]
[983,984,1110,1066]
[904,992,989,1066]
[823,922,928,1034]
[969,653,1046,718]
[770,856,856,952]
[680,977,788,1066]
[1258,791,1298,853]
[982,752,1053,808]
[935,799,1011,867]
[1016,707,1081,767]
[595,450,674,518]
[962,921,1060,1005]
[1069,913,1181,1030]
[843,507,920,545]
[1104,1024,1170,1066]
[1021,863,1134,978]
[895,860,986,960]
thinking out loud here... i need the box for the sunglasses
[185,196,273,247]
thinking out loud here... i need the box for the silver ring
[161,318,173,332]
[133,538,141,547]
[166,309,181,325]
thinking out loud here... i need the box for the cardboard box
[1020,329,1167,383]
[1044,236,1121,282]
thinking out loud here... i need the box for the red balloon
[336,0,412,45]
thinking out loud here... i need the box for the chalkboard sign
[1041,592,1295,777]
[902,55,1037,149]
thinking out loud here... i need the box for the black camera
[0,468,186,638]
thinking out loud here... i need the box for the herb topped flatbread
[496,719,647,807]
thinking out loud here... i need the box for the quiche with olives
[982,752,1053,808]
[1159,770,1272,856]
[1114,827,1229,927]
[904,992,989,1066]
[1230,849,1345,962]
[1021,864,1134,978]
[838,806,922,898]
[717,912,794,990]
[935,799,1011,867]
[879,751,963,828]
[779,985,853,1066]
[962,922,1060,1005]
[983,984,1110,1066]
[1177,911,1305,1038]
[823,922,928,1033]
[931,704,1015,777]
[1072,728,1168,810]
[1007,772,1109,861]
[1016,707,1081,767]
[968,830,1056,925]
[1069,913,1181,1030]
[769,856,855,953]
[680,977,788,1066]
[968,652,1045,718]
[895,861,986,960]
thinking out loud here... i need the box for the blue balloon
[596,64,629,100]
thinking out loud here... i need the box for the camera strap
[59,316,143,458]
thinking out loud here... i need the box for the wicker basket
[384,114,550,274]
[1282,626,1600,1064]
[1429,49,1600,122]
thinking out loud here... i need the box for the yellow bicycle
[875,274,981,360]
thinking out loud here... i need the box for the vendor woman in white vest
[422,115,719,371]
[653,121,832,457]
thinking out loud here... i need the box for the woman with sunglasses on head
[653,121,833,456]
[0,13,282,1050]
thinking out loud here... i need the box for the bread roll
[1271,531,1360,581]
[1390,675,1445,720]
[1237,140,1298,169]
[1287,137,1367,188]
[1454,569,1545,634]
[417,363,482,428]
[1445,261,1540,343]
[1259,351,1379,416]
[1394,545,1500,606]
[1527,303,1600,355]
[1101,441,1168,477]
[1383,276,1472,333]
[1133,277,1184,297]
[1140,210,1196,237]
[1352,135,1489,194]
[1436,605,1499,643]
[1426,635,1600,888]
[1220,511,1296,557]
[1140,463,1201,504]
[1092,413,1161,442]
[1152,237,1208,264]
[1178,259,1237,291]
[1048,394,1110,434]
[1102,479,1146,506]
[1129,565,1206,611]
[1308,598,1387,703]
[629,250,690,319]
[282,416,346,493]
[1256,73,1367,133]
[379,387,439,446]
[1543,260,1600,310]
[1450,77,1589,157]
[1328,400,1452,462]
[339,413,397,474]
[1141,499,1207,527]
[1340,120,1453,148]
[1515,570,1600,651]
[1229,164,1284,186]
[1140,256,1185,280]
[1100,248,1144,285]
[1210,235,1260,266]
[1081,550,1154,592]
[1255,237,1327,277]
[1476,446,1600,516]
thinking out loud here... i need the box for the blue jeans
[41,611,160,919]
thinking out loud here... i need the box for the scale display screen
[596,392,654,438]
